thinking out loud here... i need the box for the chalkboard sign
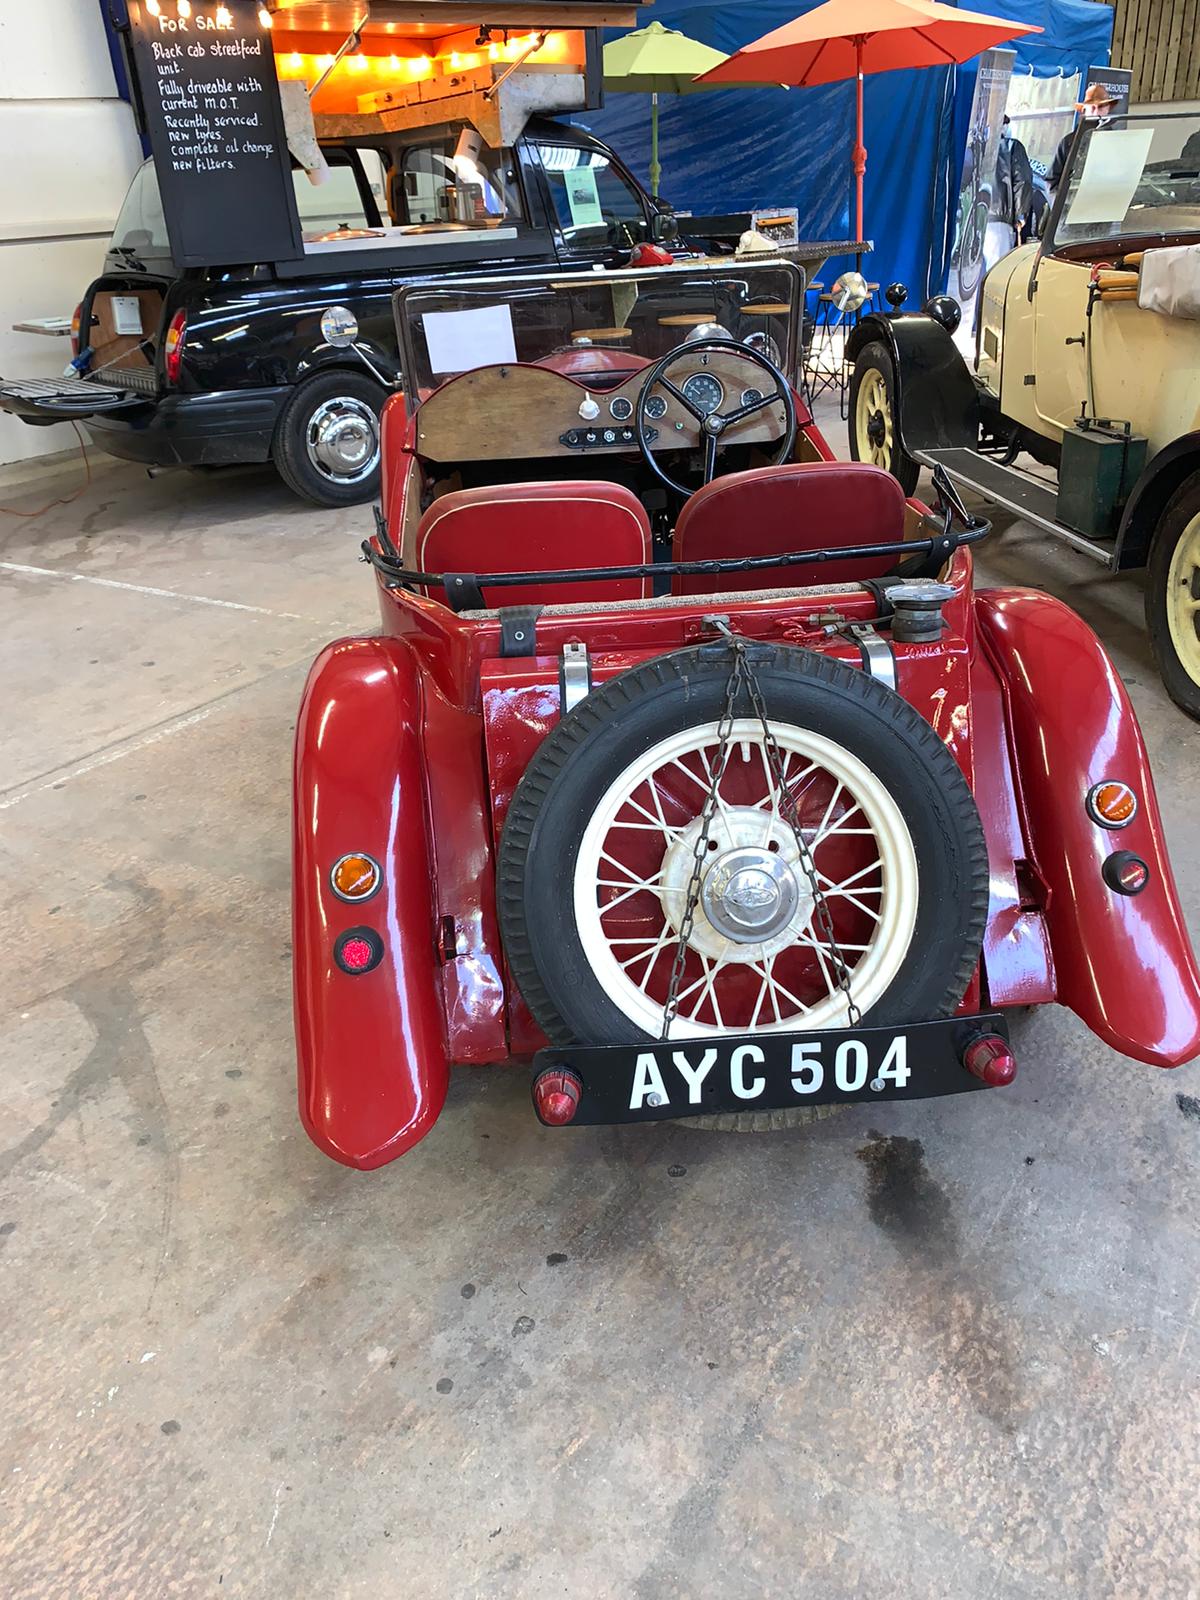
[126,0,304,269]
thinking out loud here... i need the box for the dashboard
[413,347,790,464]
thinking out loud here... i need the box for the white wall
[0,0,143,466]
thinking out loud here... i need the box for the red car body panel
[975,590,1200,1066]
[293,637,450,1169]
[296,419,1200,1168]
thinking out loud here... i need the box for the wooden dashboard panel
[414,351,790,463]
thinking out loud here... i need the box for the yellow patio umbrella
[602,21,731,196]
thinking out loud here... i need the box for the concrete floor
[1,410,1199,1599]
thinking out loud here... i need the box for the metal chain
[658,626,862,1039]
[738,648,863,1028]
[659,648,746,1039]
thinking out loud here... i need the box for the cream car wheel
[1147,476,1200,721]
[848,342,919,495]
[1165,509,1200,684]
[855,369,894,471]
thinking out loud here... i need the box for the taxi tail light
[164,309,188,385]
[962,1032,1017,1087]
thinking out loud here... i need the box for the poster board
[126,0,304,269]
[948,47,1015,329]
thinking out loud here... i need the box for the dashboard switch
[578,393,600,421]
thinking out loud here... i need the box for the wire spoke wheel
[499,644,989,1132]
[575,721,918,1038]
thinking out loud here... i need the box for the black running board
[916,446,1115,568]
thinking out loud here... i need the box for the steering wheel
[635,338,797,497]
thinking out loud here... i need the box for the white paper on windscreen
[1065,127,1156,227]
[564,166,604,229]
[422,304,517,375]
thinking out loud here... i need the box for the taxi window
[111,160,170,256]
[536,144,647,252]
[400,134,522,224]
[293,153,376,238]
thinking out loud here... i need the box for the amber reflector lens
[331,853,380,901]
[1087,780,1137,829]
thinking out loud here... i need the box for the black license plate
[532,1013,1009,1126]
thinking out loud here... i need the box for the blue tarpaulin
[577,0,1112,301]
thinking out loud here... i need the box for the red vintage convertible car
[292,262,1200,1169]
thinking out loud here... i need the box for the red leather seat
[671,462,909,596]
[416,480,653,608]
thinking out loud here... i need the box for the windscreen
[394,260,803,406]
[1052,112,1200,250]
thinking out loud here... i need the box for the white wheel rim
[1166,509,1200,685]
[572,720,919,1038]
[855,370,893,470]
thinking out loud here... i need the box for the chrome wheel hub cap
[660,805,814,962]
[306,397,379,483]
[702,846,800,942]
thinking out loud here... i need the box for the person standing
[1049,83,1120,194]
[995,115,1035,243]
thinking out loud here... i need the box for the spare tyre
[498,645,988,1099]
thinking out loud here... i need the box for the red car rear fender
[975,589,1200,1067]
[293,636,449,1168]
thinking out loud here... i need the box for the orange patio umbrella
[697,0,1041,243]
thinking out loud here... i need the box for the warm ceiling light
[409,54,431,76]
[145,0,160,13]
[330,853,382,903]
[388,53,401,69]
[287,51,303,69]
[316,54,334,69]
[448,51,463,68]
[176,0,190,16]
[349,52,369,70]
[488,41,500,60]
[257,5,272,25]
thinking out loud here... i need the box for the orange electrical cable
[0,424,93,518]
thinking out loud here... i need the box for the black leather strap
[443,573,487,611]
[499,605,543,657]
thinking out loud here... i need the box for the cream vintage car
[847,109,1200,717]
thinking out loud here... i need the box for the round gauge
[681,372,725,415]
[645,394,668,420]
[609,395,633,421]
[741,387,765,407]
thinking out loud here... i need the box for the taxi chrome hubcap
[1166,510,1200,684]
[306,397,379,483]
[856,371,893,469]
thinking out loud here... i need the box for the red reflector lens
[334,927,383,974]
[533,1068,583,1126]
[1102,850,1149,896]
[962,1032,1017,1088]
[70,302,83,358]
[164,309,188,385]
[340,937,374,970]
